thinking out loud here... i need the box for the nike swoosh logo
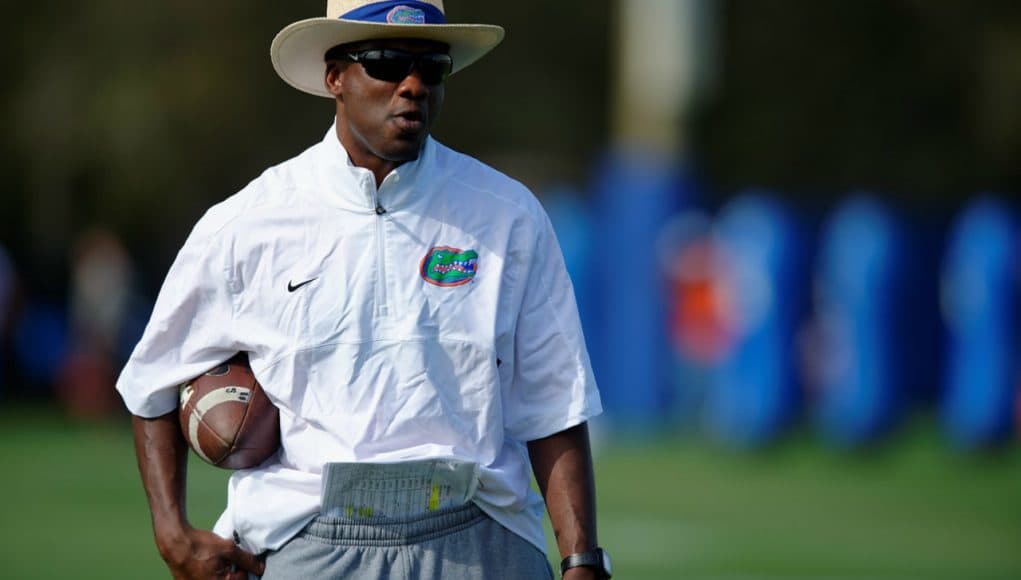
[287,278,317,292]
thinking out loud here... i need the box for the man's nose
[397,68,429,99]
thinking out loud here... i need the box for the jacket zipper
[374,196,389,317]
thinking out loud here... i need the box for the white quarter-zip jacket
[116,124,602,554]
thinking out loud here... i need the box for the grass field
[1,405,1019,579]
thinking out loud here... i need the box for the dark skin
[133,413,263,579]
[528,423,601,580]
[325,38,447,187]
[133,37,600,580]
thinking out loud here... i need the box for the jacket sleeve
[116,220,243,418]
[503,211,602,442]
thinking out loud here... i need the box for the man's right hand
[158,525,265,580]
[132,413,265,579]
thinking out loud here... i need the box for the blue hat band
[341,1,447,25]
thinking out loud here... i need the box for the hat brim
[271,18,505,98]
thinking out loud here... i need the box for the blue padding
[14,302,68,389]
[589,150,691,432]
[942,197,1017,448]
[814,196,904,447]
[707,193,807,448]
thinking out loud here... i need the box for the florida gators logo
[421,246,478,287]
[387,6,427,24]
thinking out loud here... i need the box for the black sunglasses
[341,49,453,85]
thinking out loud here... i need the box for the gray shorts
[260,503,553,580]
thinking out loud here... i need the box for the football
[178,353,280,469]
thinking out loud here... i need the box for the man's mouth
[393,110,425,132]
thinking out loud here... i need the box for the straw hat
[271,0,505,98]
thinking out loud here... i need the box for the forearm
[132,411,264,578]
[527,422,598,558]
[131,412,191,554]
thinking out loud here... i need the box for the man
[118,1,610,579]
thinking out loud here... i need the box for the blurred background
[1,1,1019,578]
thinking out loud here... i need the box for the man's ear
[325,62,344,97]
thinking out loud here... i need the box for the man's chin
[381,137,427,162]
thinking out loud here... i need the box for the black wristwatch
[560,547,612,578]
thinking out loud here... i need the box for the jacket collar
[315,121,436,212]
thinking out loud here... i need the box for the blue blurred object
[941,197,1018,448]
[589,150,691,431]
[117,295,154,365]
[813,196,904,447]
[13,301,69,392]
[0,246,13,395]
[706,193,807,447]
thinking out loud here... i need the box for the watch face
[600,548,613,577]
